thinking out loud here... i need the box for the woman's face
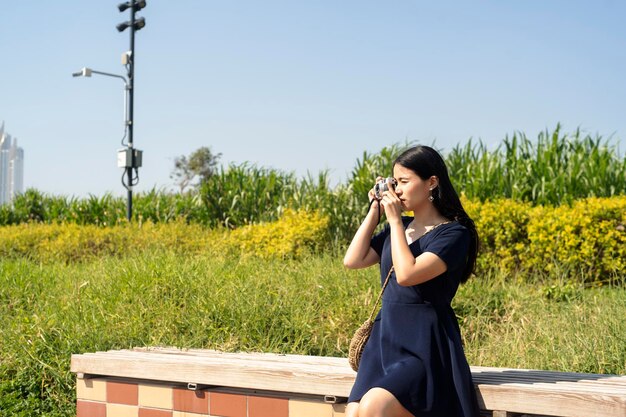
[392,164,435,212]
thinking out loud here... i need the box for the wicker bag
[348,266,394,372]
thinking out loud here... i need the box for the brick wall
[76,377,346,417]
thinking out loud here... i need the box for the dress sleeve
[422,224,470,273]
[370,223,390,258]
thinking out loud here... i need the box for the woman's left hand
[380,186,403,223]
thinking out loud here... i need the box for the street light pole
[125,4,136,222]
[73,2,146,222]
[117,0,147,222]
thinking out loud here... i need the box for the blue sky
[1,1,625,197]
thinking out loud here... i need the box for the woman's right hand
[368,176,384,215]
[344,176,385,269]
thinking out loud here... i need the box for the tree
[171,146,222,193]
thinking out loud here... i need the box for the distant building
[0,122,25,205]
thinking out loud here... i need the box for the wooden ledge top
[72,347,356,397]
[71,347,626,417]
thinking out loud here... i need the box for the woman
[343,145,480,417]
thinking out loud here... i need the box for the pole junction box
[117,148,143,168]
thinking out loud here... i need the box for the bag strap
[367,266,394,321]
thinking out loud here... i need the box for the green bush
[0,210,331,263]
[1,197,624,281]
[466,196,626,281]
[526,197,626,280]
[227,209,330,259]
[464,198,531,273]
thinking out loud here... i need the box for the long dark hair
[393,145,479,283]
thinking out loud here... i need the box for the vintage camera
[374,177,397,200]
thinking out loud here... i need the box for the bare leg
[358,387,414,417]
[345,401,360,417]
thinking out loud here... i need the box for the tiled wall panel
[210,392,247,417]
[108,381,139,405]
[76,377,345,417]
[139,384,173,409]
[248,395,289,417]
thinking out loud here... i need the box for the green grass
[1,251,624,416]
[457,270,626,374]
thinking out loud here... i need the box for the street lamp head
[118,1,147,12]
[134,17,146,30]
[116,21,130,32]
[72,67,93,78]
[116,17,146,32]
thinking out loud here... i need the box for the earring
[428,188,434,202]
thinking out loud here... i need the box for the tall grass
[348,143,408,198]
[0,126,624,235]
[0,252,624,416]
[446,125,626,204]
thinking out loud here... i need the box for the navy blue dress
[348,218,480,417]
